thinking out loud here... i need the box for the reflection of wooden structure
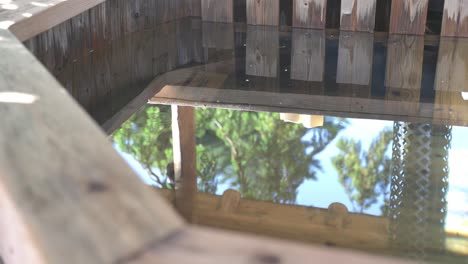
[435,37,468,92]
[157,188,390,252]
[246,26,279,78]
[385,35,424,114]
[291,28,325,82]
[337,32,374,86]
[201,0,233,22]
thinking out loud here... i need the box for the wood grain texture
[0,28,183,264]
[291,28,325,82]
[151,82,464,126]
[246,25,279,77]
[202,22,234,49]
[246,0,280,26]
[4,0,106,41]
[434,90,468,124]
[336,32,374,85]
[201,0,233,22]
[293,0,327,29]
[441,0,468,37]
[435,37,468,92]
[340,0,377,32]
[172,105,197,222]
[123,227,416,264]
[389,0,429,35]
[154,189,389,251]
[385,35,425,90]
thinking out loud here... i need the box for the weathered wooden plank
[292,0,327,29]
[336,31,374,85]
[172,105,197,222]
[151,83,455,126]
[4,0,106,41]
[201,0,233,22]
[202,22,234,49]
[155,0,176,24]
[340,0,377,32]
[0,28,183,264]
[385,35,424,115]
[441,0,468,37]
[246,0,280,26]
[126,227,415,264]
[246,25,279,77]
[127,0,155,32]
[131,30,155,89]
[435,37,468,92]
[291,28,325,82]
[389,0,429,35]
[385,35,425,90]
[153,21,178,76]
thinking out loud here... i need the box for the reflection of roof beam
[156,188,390,252]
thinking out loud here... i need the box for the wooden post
[340,0,377,32]
[172,105,198,222]
[389,0,429,35]
[336,31,374,85]
[385,35,424,113]
[246,25,279,78]
[441,0,468,37]
[293,0,327,29]
[291,28,325,82]
[247,0,280,26]
[201,0,233,22]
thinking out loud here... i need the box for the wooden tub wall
[2,0,468,263]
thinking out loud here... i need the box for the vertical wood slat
[441,0,468,37]
[389,0,429,35]
[172,105,198,222]
[291,28,325,82]
[435,38,468,91]
[336,32,374,85]
[202,22,234,49]
[247,0,280,26]
[340,0,377,32]
[201,0,233,22]
[385,35,424,114]
[293,0,327,29]
[246,25,279,78]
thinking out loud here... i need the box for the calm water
[47,17,467,263]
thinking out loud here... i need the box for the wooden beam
[441,0,468,37]
[340,0,377,32]
[246,25,279,77]
[246,0,280,26]
[154,189,390,251]
[172,105,198,222]
[389,0,429,35]
[201,0,233,22]
[291,28,325,82]
[435,37,468,92]
[336,31,374,85]
[127,226,415,264]
[0,28,183,264]
[292,0,327,29]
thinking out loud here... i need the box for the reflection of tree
[331,129,392,214]
[113,106,345,203]
[196,109,346,203]
[390,123,452,260]
[113,106,174,188]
